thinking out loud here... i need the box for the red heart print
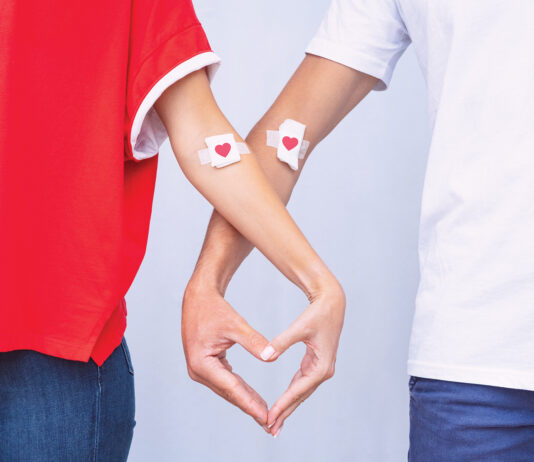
[215,143,231,157]
[282,136,298,151]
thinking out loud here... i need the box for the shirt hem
[0,299,125,364]
[407,360,534,392]
[0,334,97,363]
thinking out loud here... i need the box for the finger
[269,385,318,436]
[262,318,308,362]
[219,356,232,372]
[266,370,301,434]
[218,351,269,418]
[205,371,268,426]
[233,372,271,432]
[229,317,271,362]
[233,371,268,411]
[267,371,319,427]
[273,424,284,438]
[198,356,268,426]
[267,370,303,429]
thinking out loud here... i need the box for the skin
[154,67,346,430]
[182,55,379,436]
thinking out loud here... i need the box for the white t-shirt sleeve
[306,0,411,90]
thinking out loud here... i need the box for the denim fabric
[0,338,135,461]
[409,376,534,461]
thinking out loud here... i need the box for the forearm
[156,69,337,298]
[190,55,378,295]
[188,154,330,298]
[191,123,306,294]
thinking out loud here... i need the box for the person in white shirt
[181,0,534,458]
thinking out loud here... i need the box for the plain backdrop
[126,1,429,461]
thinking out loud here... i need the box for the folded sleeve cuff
[306,37,394,91]
[127,25,221,161]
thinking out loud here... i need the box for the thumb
[261,319,308,362]
[231,319,270,361]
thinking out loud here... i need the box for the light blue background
[127,1,429,460]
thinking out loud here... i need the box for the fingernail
[267,421,275,429]
[260,345,275,361]
[273,426,283,438]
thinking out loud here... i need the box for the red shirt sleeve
[124,0,220,161]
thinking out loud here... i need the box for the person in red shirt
[0,0,345,459]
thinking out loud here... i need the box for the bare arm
[155,68,337,296]
[185,55,378,435]
[154,66,347,428]
[192,55,378,294]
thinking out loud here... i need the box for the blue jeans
[409,376,534,461]
[0,338,135,461]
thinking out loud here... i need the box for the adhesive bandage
[266,119,310,171]
[198,134,250,168]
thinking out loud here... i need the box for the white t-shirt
[307,0,534,391]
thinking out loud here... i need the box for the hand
[181,280,271,430]
[263,282,346,437]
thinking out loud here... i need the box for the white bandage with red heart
[266,119,310,171]
[198,134,250,168]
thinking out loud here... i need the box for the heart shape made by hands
[232,339,315,437]
[182,281,343,437]
[215,143,232,157]
[282,136,298,151]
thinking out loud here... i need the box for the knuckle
[221,386,237,403]
[187,365,201,382]
[186,356,204,381]
[242,329,260,347]
[293,392,305,405]
[325,362,336,380]
[317,364,334,381]
[325,365,336,380]
[249,332,265,348]
[237,324,267,353]
[244,395,258,413]
[219,378,241,404]
[245,330,263,347]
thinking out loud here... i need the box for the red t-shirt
[0,0,219,365]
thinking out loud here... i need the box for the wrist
[187,268,229,298]
[308,274,346,321]
[297,262,344,303]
